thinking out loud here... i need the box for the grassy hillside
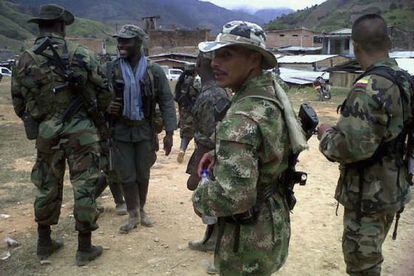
[16,0,263,31]
[0,0,115,53]
[268,0,414,33]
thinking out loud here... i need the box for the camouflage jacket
[320,58,412,214]
[175,75,200,109]
[191,80,230,149]
[193,71,291,217]
[107,58,177,142]
[11,32,111,144]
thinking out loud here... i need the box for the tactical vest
[107,58,159,118]
[23,41,85,120]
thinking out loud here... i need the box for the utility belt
[223,184,276,225]
[118,117,147,127]
[221,184,277,253]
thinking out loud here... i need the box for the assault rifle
[33,37,112,198]
[283,103,319,210]
[33,37,108,131]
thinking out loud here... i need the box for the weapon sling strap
[26,40,80,74]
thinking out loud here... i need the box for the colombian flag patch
[354,78,369,89]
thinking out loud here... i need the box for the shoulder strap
[237,81,283,110]
[24,49,43,67]
[26,42,79,68]
[146,61,156,96]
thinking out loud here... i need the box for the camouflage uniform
[176,74,200,140]
[11,32,111,233]
[186,80,230,190]
[319,58,412,275]
[193,72,292,275]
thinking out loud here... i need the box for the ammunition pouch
[22,113,39,140]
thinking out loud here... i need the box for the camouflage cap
[28,4,74,26]
[113,24,148,40]
[198,21,277,69]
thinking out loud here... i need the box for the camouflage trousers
[215,193,290,275]
[342,208,395,276]
[178,106,194,140]
[32,120,101,233]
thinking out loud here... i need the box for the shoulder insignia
[352,77,370,93]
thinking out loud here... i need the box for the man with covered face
[106,25,177,233]
[193,21,308,275]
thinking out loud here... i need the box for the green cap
[113,24,148,40]
[28,4,74,25]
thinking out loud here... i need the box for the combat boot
[37,224,64,260]
[140,208,154,227]
[76,232,103,266]
[207,263,219,274]
[119,209,140,234]
[188,224,216,252]
[177,150,185,163]
[115,203,127,216]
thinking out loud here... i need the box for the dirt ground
[1,78,413,276]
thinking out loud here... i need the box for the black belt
[221,184,277,253]
[118,117,147,126]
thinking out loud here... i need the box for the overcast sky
[201,0,327,10]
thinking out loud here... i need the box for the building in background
[266,27,322,49]
[317,28,353,56]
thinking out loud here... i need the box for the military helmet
[198,21,277,69]
[28,4,74,26]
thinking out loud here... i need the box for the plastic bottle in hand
[200,169,218,225]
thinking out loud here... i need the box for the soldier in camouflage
[318,14,412,275]
[175,66,201,163]
[186,52,230,253]
[106,24,177,233]
[11,4,110,266]
[193,21,308,275]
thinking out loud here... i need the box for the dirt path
[1,83,414,275]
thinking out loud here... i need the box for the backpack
[352,66,414,239]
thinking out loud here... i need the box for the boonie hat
[113,24,148,40]
[28,4,74,25]
[198,21,277,69]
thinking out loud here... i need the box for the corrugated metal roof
[330,28,352,35]
[279,68,329,85]
[278,55,337,64]
[277,46,322,52]
[151,58,195,65]
[390,51,414,58]
[396,58,414,75]
[149,53,197,58]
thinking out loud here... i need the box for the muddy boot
[177,150,185,163]
[119,209,140,234]
[115,203,127,216]
[140,209,154,227]
[76,232,103,266]
[177,137,190,163]
[207,263,219,274]
[37,224,64,260]
[188,224,216,252]
[119,182,140,233]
